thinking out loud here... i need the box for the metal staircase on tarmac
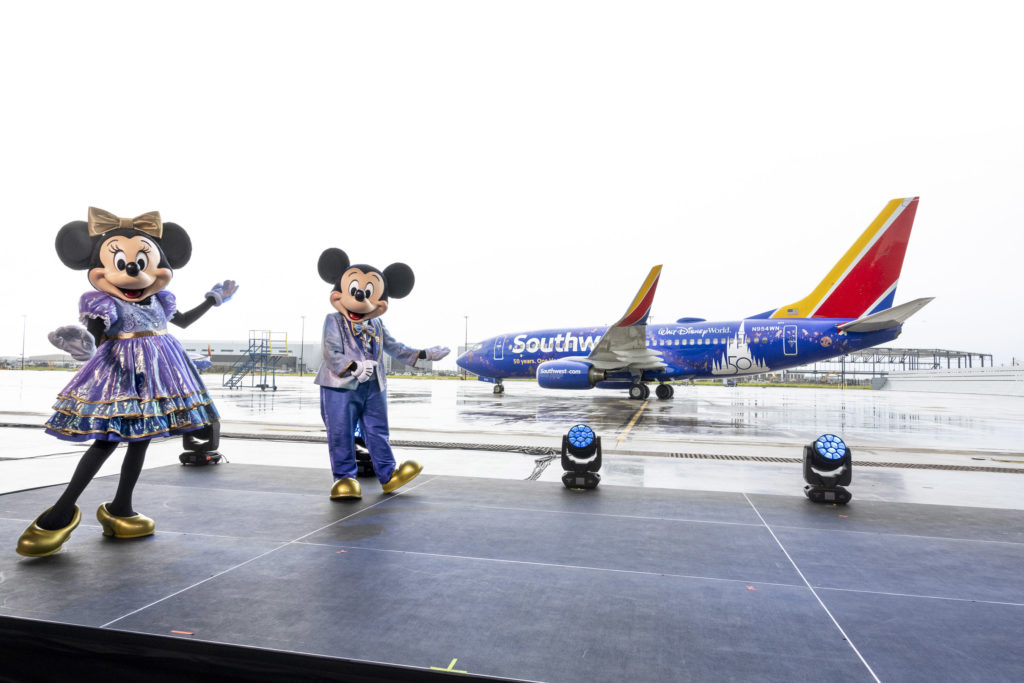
[222,330,288,390]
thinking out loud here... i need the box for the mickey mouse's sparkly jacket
[314,313,421,391]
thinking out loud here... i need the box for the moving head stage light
[803,433,852,504]
[179,423,223,466]
[561,424,602,489]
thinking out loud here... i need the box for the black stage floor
[1,463,1023,682]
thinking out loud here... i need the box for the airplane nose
[456,347,482,374]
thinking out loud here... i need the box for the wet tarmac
[5,370,1022,451]
[2,370,1023,508]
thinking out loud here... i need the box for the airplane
[190,344,213,371]
[456,197,932,400]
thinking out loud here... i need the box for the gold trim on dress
[52,398,214,419]
[46,417,220,440]
[54,388,207,405]
[114,330,167,339]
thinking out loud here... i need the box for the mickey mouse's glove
[48,325,96,362]
[351,360,378,383]
[205,280,239,306]
[420,346,450,361]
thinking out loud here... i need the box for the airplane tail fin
[612,265,662,327]
[768,197,919,320]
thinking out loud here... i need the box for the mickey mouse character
[15,207,237,557]
[316,248,449,500]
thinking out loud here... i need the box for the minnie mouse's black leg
[36,440,118,530]
[105,440,149,517]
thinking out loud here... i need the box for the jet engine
[536,359,606,390]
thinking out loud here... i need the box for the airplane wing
[837,297,934,333]
[585,265,666,371]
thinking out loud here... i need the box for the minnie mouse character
[316,248,449,500]
[15,207,237,557]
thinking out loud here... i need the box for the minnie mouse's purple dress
[44,290,220,442]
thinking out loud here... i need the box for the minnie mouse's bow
[87,206,163,239]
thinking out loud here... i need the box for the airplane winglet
[837,297,934,333]
[613,265,662,327]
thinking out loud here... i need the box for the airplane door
[493,336,505,361]
[783,325,798,356]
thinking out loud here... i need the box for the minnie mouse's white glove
[421,346,450,361]
[351,360,378,383]
[48,325,96,361]
[205,280,238,306]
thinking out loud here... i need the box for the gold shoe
[96,503,155,538]
[330,477,362,500]
[16,506,82,557]
[381,460,423,493]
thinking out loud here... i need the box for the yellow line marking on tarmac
[616,400,649,443]
[430,658,467,673]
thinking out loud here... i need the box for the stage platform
[2,462,1023,681]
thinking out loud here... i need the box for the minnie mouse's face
[88,234,172,302]
[330,267,388,322]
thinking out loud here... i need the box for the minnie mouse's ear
[54,221,94,270]
[160,222,192,269]
[383,263,415,299]
[318,248,350,284]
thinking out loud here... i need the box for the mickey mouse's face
[88,235,172,302]
[330,267,389,322]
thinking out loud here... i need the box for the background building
[179,336,435,378]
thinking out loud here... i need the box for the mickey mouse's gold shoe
[96,503,155,538]
[16,506,82,557]
[330,477,362,500]
[381,460,423,493]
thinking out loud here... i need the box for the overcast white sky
[2,1,1022,369]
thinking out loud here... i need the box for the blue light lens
[814,434,847,460]
[568,424,595,449]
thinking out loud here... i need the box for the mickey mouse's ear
[383,263,415,299]
[54,221,94,270]
[318,248,350,284]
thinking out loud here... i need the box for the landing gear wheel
[629,383,647,400]
[655,383,674,400]
[493,383,504,395]
[640,383,650,399]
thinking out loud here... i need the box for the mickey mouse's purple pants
[320,383,396,483]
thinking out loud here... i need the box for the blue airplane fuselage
[456,319,899,387]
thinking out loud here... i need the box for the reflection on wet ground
[2,371,1022,454]
[2,371,1022,508]
[445,381,1017,453]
